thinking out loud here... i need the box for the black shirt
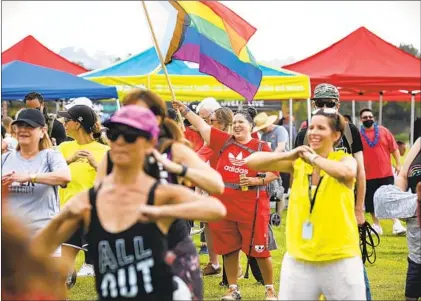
[87,182,174,300]
[51,119,66,146]
[106,142,190,250]
[295,123,363,155]
[408,150,421,193]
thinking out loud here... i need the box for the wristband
[179,165,188,177]
[181,107,191,117]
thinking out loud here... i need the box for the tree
[399,43,420,58]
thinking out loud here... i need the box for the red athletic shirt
[361,125,398,180]
[184,127,204,152]
[208,127,277,199]
[251,131,259,139]
[197,144,219,169]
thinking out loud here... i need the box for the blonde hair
[214,107,233,133]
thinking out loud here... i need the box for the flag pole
[141,1,185,131]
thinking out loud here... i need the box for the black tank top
[106,144,190,250]
[86,182,174,300]
[408,150,421,193]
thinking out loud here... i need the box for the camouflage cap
[312,83,340,100]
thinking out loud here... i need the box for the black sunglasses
[314,99,337,108]
[106,128,149,143]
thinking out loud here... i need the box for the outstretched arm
[139,184,226,230]
[167,144,224,194]
[173,100,211,144]
[245,146,312,174]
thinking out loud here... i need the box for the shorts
[278,253,365,300]
[62,226,87,251]
[365,176,394,213]
[165,236,202,301]
[208,212,270,258]
[405,257,421,298]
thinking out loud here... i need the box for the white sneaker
[77,263,95,277]
[371,223,383,235]
[392,222,407,235]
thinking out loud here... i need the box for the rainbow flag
[159,1,262,101]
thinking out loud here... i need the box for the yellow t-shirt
[58,140,109,205]
[286,151,360,262]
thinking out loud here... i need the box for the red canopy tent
[283,26,421,96]
[283,26,420,144]
[2,35,88,75]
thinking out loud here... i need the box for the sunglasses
[106,128,148,143]
[314,99,337,108]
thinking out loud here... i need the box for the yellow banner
[88,73,311,102]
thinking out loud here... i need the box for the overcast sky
[2,1,420,65]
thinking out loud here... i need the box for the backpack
[303,122,353,153]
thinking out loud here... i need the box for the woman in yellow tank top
[245,108,365,300]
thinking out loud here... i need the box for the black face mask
[362,120,374,128]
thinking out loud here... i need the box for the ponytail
[91,118,108,145]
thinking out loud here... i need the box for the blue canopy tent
[2,60,118,100]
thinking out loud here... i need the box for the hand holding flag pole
[141,1,185,131]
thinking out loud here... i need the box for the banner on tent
[166,100,283,112]
[89,74,310,101]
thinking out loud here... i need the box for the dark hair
[122,89,166,121]
[396,140,405,146]
[343,114,353,124]
[312,109,346,145]
[122,89,183,142]
[23,92,44,104]
[1,125,5,139]
[359,108,373,118]
[235,107,257,126]
[167,108,178,122]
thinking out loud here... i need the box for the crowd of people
[1,84,420,301]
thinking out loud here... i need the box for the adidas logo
[228,152,245,166]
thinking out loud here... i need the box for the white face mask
[312,108,338,115]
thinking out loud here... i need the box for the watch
[30,173,38,183]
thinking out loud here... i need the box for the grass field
[69,213,409,300]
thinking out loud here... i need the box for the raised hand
[151,149,183,175]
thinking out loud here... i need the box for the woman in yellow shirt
[56,104,109,286]
[245,108,365,300]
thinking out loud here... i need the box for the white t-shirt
[2,149,69,235]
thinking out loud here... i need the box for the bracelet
[181,107,191,117]
[179,165,188,177]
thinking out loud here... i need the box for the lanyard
[308,174,324,214]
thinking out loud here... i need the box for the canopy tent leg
[2,101,8,117]
[368,100,372,110]
[289,98,293,149]
[379,92,383,126]
[410,92,415,146]
[352,100,356,125]
[307,98,311,125]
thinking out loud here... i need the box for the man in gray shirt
[254,112,289,151]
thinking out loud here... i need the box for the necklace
[360,123,380,148]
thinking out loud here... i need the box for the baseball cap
[312,83,340,100]
[103,105,159,140]
[57,105,96,133]
[12,109,46,128]
[65,97,93,110]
